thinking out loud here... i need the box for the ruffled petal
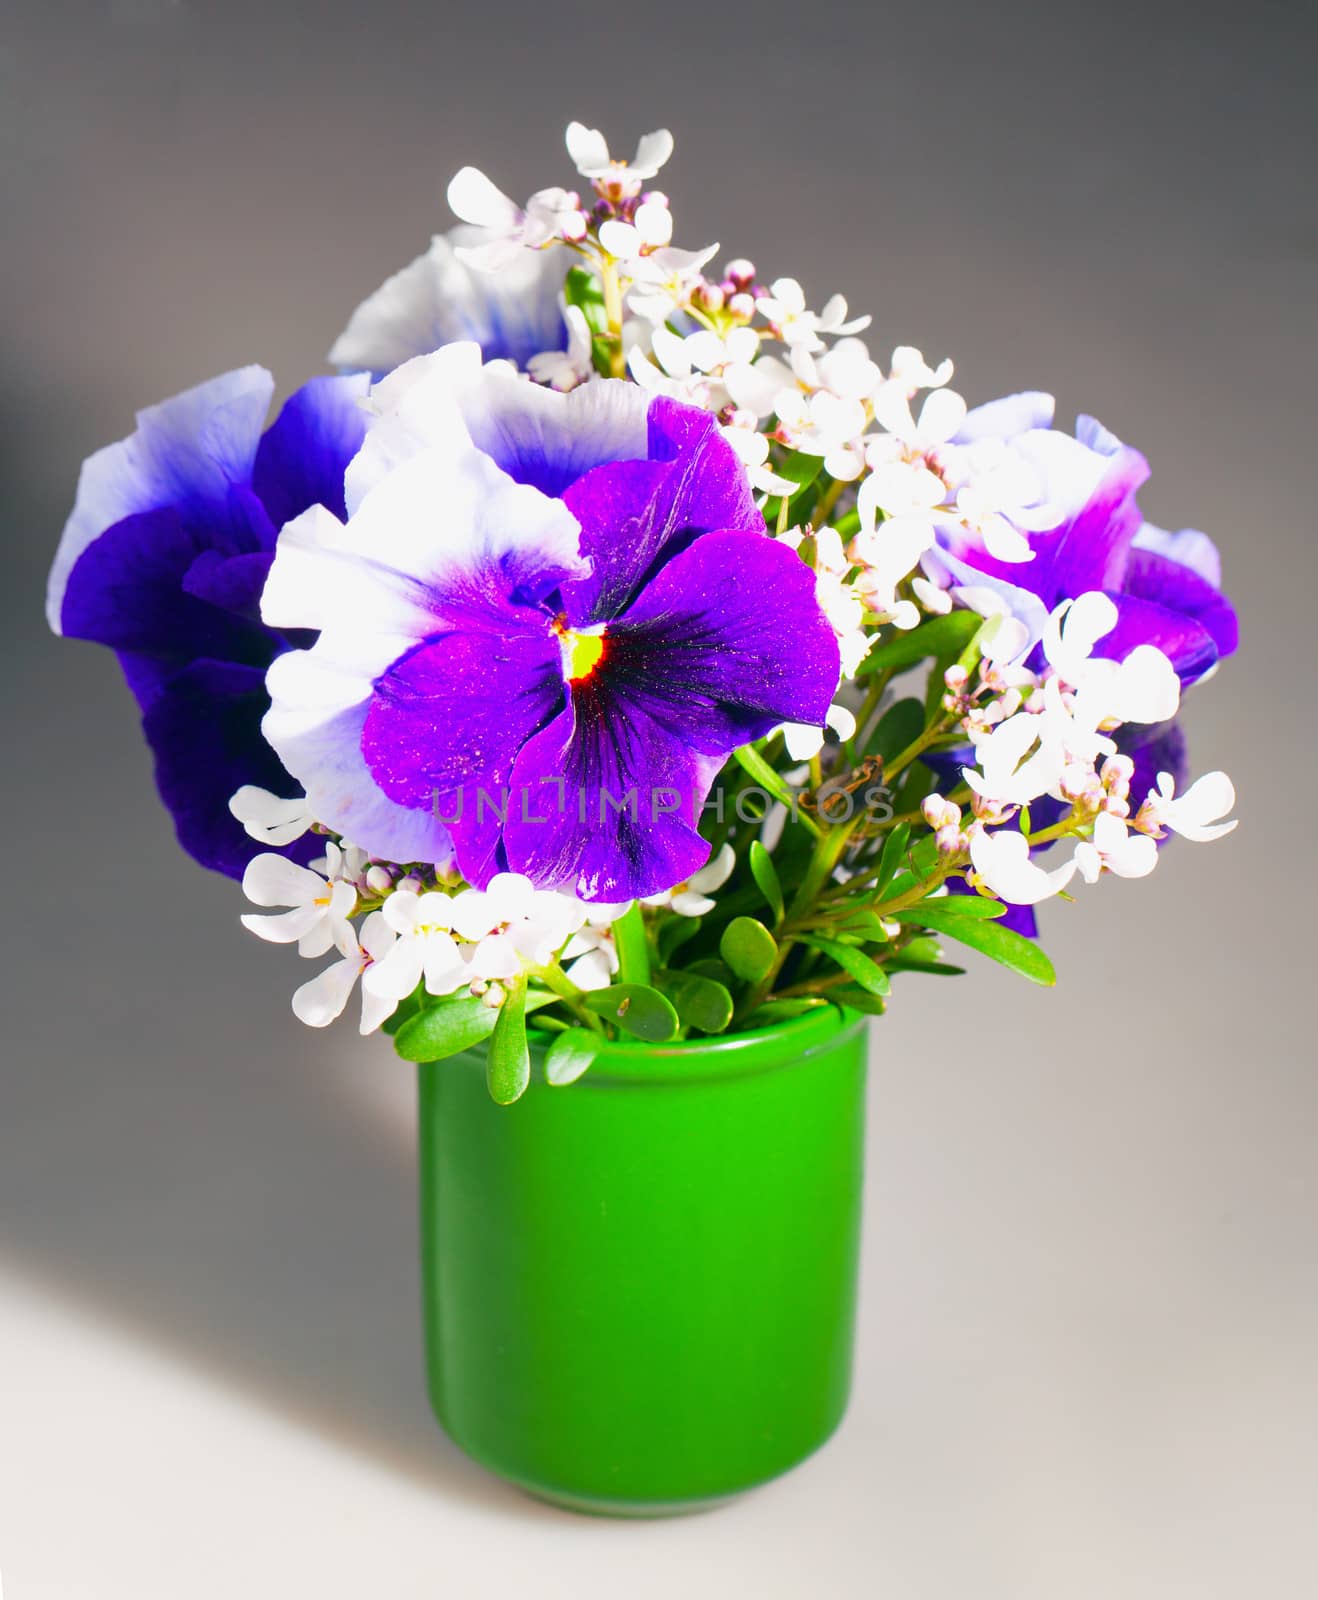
[604,530,841,750]
[501,688,722,901]
[361,622,566,884]
[251,373,370,529]
[141,658,317,879]
[48,366,275,631]
[1122,548,1238,661]
[59,507,278,706]
[560,400,763,622]
[1098,591,1219,684]
[329,228,569,377]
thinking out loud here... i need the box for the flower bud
[365,865,393,895]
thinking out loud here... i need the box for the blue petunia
[47,366,369,877]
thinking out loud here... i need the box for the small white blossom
[365,889,467,1000]
[963,711,1064,808]
[241,849,357,957]
[969,827,1077,905]
[565,123,673,185]
[1073,811,1158,882]
[448,872,588,978]
[1138,771,1238,842]
[528,304,595,391]
[446,169,579,271]
[625,243,721,323]
[758,278,871,351]
[228,786,315,847]
[292,911,398,1034]
[782,702,858,762]
[643,843,736,917]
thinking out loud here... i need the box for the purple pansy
[261,345,840,900]
[329,226,569,379]
[929,397,1238,684]
[47,366,369,877]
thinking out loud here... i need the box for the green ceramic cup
[417,1005,870,1516]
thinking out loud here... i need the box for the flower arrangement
[47,121,1238,1103]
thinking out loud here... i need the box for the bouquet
[47,121,1238,1102]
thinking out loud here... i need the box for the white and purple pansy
[929,398,1239,684]
[260,344,841,901]
[329,225,571,380]
[47,366,370,877]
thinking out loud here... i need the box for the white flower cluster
[230,789,623,1033]
[442,121,1012,679]
[938,595,1237,904]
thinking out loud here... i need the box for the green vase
[417,1004,870,1517]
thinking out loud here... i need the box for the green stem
[530,961,603,1031]
[612,901,651,987]
[883,715,955,784]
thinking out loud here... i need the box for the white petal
[630,128,674,179]
[446,167,521,231]
[688,842,736,894]
[292,957,360,1028]
[241,854,323,909]
[565,122,612,177]
[240,904,324,945]
[363,939,424,1001]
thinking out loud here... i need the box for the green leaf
[685,957,735,984]
[657,968,734,1034]
[656,913,703,965]
[829,985,888,1016]
[856,610,982,677]
[544,1027,601,1088]
[874,821,911,898]
[748,840,785,926]
[885,959,967,977]
[583,983,680,1042]
[798,936,891,996]
[890,907,1057,986]
[486,975,530,1105]
[920,894,1007,919]
[393,989,556,1063]
[564,264,607,333]
[730,745,822,838]
[747,997,829,1024]
[719,917,778,983]
[835,909,892,942]
[875,698,925,763]
[381,982,424,1037]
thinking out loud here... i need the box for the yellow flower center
[554,616,608,682]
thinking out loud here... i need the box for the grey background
[1,1,1315,1595]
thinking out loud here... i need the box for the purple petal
[561,402,764,622]
[59,507,278,708]
[607,530,841,748]
[48,366,275,630]
[501,685,722,900]
[1123,548,1238,660]
[361,620,566,883]
[1132,522,1222,588]
[1120,718,1188,815]
[251,373,370,530]
[141,658,316,880]
[1099,591,1219,683]
[1043,443,1150,602]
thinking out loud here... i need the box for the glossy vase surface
[417,1005,870,1515]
